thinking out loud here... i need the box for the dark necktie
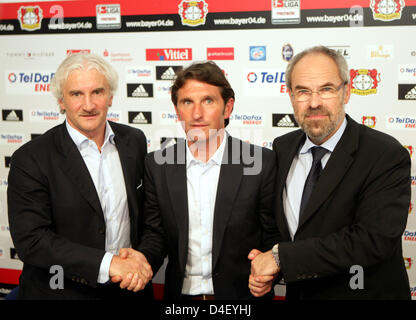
[299,146,327,218]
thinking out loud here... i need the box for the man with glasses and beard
[248,45,411,300]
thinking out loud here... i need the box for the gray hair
[50,52,118,113]
[285,45,350,90]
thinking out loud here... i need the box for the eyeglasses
[291,82,346,102]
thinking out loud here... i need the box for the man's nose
[83,94,95,112]
[309,91,323,109]
[192,102,203,119]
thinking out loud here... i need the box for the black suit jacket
[273,115,411,300]
[139,135,279,300]
[7,121,150,300]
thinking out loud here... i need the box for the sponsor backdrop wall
[0,0,415,299]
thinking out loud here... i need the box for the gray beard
[300,108,345,145]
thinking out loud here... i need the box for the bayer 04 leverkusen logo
[404,145,413,157]
[17,6,43,31]
[178,0,208,27]
[362,116,376,128]
[370,0,405,21]
[350,69,381,95]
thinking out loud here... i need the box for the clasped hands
[248,249,280,297]
[109,248,153,292]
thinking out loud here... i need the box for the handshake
[109,248,153,292]
[107,247,280,295]
[247,248,280,298]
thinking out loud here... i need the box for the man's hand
[248,274,276,297]
[109,248,153,292]
[249,248,279,276]
[248,249,279,297]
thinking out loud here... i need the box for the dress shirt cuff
[97,252,114,284]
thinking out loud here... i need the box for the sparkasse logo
[146,48,192,61]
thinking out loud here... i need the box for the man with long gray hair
[248,45,411,299]
[7,53,153,299]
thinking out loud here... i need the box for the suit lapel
[298,116,360,229]
[165,141,189,272]
[111,123,138,222]
[212,136,243,270]
[55,122,104,221]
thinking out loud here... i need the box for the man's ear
[58,99,65,113]
[174,105,181,120]
[343,83,351,105]
[223,98,234,119]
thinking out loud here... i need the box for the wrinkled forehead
[291,53,342,88]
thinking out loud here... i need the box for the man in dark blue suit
[8,53,152,299]
[249,46,411,300]
[118,61,280,300]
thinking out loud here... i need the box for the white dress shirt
[283,117,347,239]
[66,121,131,283]
[181,135,227,295]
